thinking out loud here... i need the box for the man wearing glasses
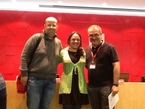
[85,25,120,109]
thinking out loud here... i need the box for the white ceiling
[0,0,145,16]
[1,0,145,9]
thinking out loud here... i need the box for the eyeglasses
[89,33,100,37]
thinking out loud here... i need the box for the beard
[46,29,56,37]
[90,39,101,47]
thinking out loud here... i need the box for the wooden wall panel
[6,81,145,109]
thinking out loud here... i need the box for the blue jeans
[27,77,56,109]
[88,85,111,109]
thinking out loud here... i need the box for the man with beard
[19,17,62,109]
[85,25,120,109]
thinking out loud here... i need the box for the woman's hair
[67,31,84,56]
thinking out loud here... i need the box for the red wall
[1,10,145,81]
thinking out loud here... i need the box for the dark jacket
[19,32,62,78]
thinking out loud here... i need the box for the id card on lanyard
[89,43,102,69]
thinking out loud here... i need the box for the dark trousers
[0,88,7,109]
[63,104,82,109]
[88,85,111,109]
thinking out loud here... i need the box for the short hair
[45,17,58,23]
[88,25,102,35]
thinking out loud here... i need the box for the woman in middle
[58,31,89,109]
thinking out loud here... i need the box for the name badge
[89,64,96,69]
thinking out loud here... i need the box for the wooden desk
[6,81,90,109]
[5,81,145,109]
[115,82,145,109]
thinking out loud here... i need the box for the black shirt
[85,42,119,87]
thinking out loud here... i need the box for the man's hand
[112,85,119,96]
[20,76,28,86]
